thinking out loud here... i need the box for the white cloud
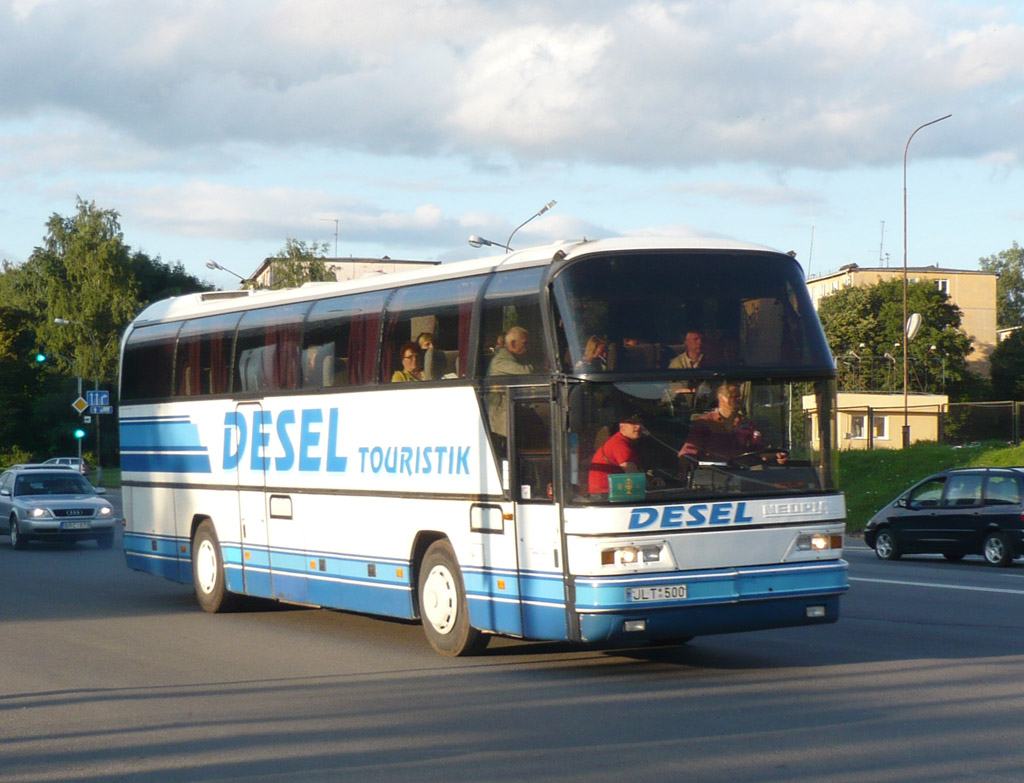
[0,0,1019,170]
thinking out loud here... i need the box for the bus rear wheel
[192,521,241,613]
[418,540,488,656]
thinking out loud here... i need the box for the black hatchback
[864,467,1024,567]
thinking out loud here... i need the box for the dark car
[864,467,1024,567]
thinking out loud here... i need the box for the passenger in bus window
[391,342,424,382]
[487,326,533,376]
[418,331,449,380]
[678,382,761,463]
[588,413,644,495]
[575,335,608,373]
[668,328,711,405]
[668,329,705,370]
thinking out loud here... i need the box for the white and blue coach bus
[118,238,847,656]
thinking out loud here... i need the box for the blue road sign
[86,390,110,407]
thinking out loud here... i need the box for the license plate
[628,584,687,602]
[60,521,91,530]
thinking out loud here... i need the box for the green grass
[840,441,1024,532]
[89,467,121,489]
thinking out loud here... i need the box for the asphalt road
[3,505,1024,783]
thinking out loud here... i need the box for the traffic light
[34,350,47,363]
[74,428,86,439]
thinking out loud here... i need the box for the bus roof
[130,236,783,326]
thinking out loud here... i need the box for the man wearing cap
[588,413,644,495]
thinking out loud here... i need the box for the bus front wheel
[192,521,240,613]
[418,540,488,656]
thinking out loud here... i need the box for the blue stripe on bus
[120,452,213,473]
[119,417,213,473]
[578,594,842,643]
[123,533,845,642]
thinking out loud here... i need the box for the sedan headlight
[98,506,112,516]
[28,507,53,519]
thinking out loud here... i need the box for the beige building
[804,391,948,450]
[807,264,998,376]
[249,256,439,288]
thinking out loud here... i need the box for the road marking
[850,576,1024,596]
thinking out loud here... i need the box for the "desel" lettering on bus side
[628,502,754,529]
[221,409,471,476]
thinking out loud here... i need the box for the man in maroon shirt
[589,413,644,495]
[678,382,761,463]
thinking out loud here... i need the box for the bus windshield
[550,249,832,374]
[567,378,837,503]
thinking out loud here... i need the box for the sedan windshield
[14,473,93,496]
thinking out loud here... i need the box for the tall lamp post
[54,317,102,483]
[902,113,951,448]
[468,200,557,252]
[205,259,250,288]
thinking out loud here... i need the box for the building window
[935,279,949,294]
[848,413,888,440]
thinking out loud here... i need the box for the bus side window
[477,267,548,378]
[234,302,309,394]
[304,290,387,388]
[174,312,240,398]
[382,277,483,382]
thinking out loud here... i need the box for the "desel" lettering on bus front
[628,502,754,529]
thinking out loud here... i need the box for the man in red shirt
[589,413,644,495]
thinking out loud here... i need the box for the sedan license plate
[628,584,687,602]
[60,521,91,531]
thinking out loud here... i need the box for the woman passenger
[391,342,423,382]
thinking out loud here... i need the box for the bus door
[234,402,273,599]
[509,391,561,639]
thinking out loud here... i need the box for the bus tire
[192,521,241,613]
[418,539,488,656]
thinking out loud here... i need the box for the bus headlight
[601,543,663,567]
[796,533,843,551]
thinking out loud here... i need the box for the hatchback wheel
[983,532,1013,567]
[873,528,900,560]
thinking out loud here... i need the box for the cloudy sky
[0,0,1021,289]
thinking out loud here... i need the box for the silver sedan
[0,468,117,549]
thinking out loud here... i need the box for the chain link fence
[940,401,1023,446]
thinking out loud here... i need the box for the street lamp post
[205,259,250,288]
[54,317,102,483]
[902,113,951,448]
[468,200,557,253]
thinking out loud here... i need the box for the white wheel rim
[877,533,892,558]
[10,520,17,546]
[422,564,458,635]
[986,537,1004,563]
[195,539,219,595]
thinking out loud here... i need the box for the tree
[817,278,973,395]
[132,253,213,306]
[989,330,1024,400]
[0,305,46,455]
[979,242,1024,328]
[266,238,333,289]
